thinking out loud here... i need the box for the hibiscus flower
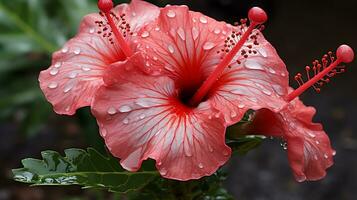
[243,45,354,181]
[39,0,159,115]
[92,5,290,180]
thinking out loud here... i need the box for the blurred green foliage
[0,0,100,137]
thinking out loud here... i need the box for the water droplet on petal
[324,154,329,159]
[161,168,167,176]
[214,28,221,34]
[107,107,117,115]
[272,84,285,96]
[199,16,208,24]
[89,28,95,34]
[258,48,268,57]
[177,27,186,41]
[62,47,69,53]
[230,111,237,118]
[198,163,204,169]
[223,150,230,156]
[139,114,146,119]
[68,71,78,79]
[101,129,108,137]
[238,104,245,108]
[296,175,307,183]
[74,48,81,55]
[54,62,62,68]
[192,27,199,41]
[50,68,59,75]
[245,60,264,70]
[157,161,162,166]
[308,133,316,138]
[208,145,214,152]
[141,31,150,38]
[119,105,132,113]
[123,118,129,124]
[281,72,287,77]
[314,155,318,160]
[332,150,336,156]
[203,42,215,50]
[63,84,73,93]
[268,67,276,74]
[315,140,320,145]
[168,45,175,54]
[48,82,58,89]
[132,12,136,17]
[167,10,176,18]
[82,66,91,71]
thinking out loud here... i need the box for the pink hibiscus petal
[137,5,288,125]
[208,31,289,125]
[136,5,232,94]
[247,96,335,182]
[39,0,159,115]
[91,67,231,181]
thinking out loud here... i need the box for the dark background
[0,0,356,199]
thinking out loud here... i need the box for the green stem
[0,3,57,53]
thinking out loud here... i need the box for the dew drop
[296,175,307,183]
[119,105,132,113]
[63,84,73,93]
[214,28,221,34]
[161,168,167,176]
[123,118,130,124]
[272,84,285,96]
[203,42,215,50]
[223,150,230,156]
[198,163,204,169]
[139,114,146,119]
[107,107,117,115]
[153,56,158,61]
[89,28,95,34]
[50,68,59,76]
[135,99,151,108]
[101,129,108,137]
[73,48,81,55]
[167,10,176,18]
[157,161,162,166]
[281,72,287,77]
[48,82,58,89]
[324,153,329,159]
[132,12,136,17]
[199,16,208,24]
[192,27,199,41]
[168,45,175,54]
[82,66,91,71]
[258,48,268,57]
[314,155,318,160]
[141,31,150,38]
[332,150,336,156]
[245,60,264,70]
[315,140,320,145]
[268,67,276,74]
[238,104,245,108]
[308,133,316,138]
[208,145,214,152]
[68,71,78,79]
[62,47,69,53]
[155,27,160,31]
[54,62,62,68]
[177,27,186,41]
[230,111,237,118]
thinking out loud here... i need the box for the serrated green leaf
[12,148,159,193]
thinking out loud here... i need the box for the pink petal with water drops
[246,95,335,182]
[39,0,159,115]
[91,67,231,181]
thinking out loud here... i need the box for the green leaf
[12,148,159,193]
[227,135,265,155]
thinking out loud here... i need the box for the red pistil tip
[337,44,354,63]
[98,0,113,13]
[248,7,268,24]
